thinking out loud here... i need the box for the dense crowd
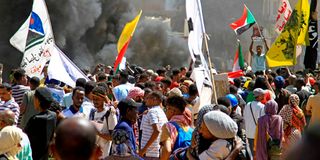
[0,62,320,160]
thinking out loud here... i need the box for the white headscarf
[0,126,23,160]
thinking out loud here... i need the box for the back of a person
[12,84,30,105]
[307,94,320,126]
[244,101,264,139]
[113,84,132,101]
[20,90,39,129]
[25,110,56,160]
[170,121,194,151]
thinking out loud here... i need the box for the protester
[0,83,20,124]
[24,87,56,160]
[198,111,238,159]
[255,100,283,160]
[279,94,306,156]
[274,76,291,112]
[20,76,40,129]
[0,126,24,160]
[243,88,265,154]
[160,96,193,160]
[0,110,32,160]
[306,81,320,126]
[113,71,132,101]
[249,37,269,73]
[52,118,99,160]
[62,78,86,108]
[61,86,86,118]
[139,91,167,159]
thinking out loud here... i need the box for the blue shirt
[252,53,266,72]
[114,119,137,152]
[112,84,132,101]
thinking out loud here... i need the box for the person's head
[119,71,129,84]
[104,66,112,74]
[0,126,23,158]
[53,118,98,160]
[265,100,278,115]
[145,91,163,107]
[288,94,300,107]
[233,78,241,88]
[288,75,297,85]
[161,78,172,89]
[167,87,183,98]
[29,76,40,90]
[199,111,237,141]
[13,69,28,85]
[138,73,149,83]
[0,110,15,129]
[188,84,198,97]
[75,78,86,88]
[72,87,85,108]
[111,74,120,87]
[144,81,156,90]
[256,45,263,55]
[217,96,232,114]
[156,68,166,77]
[0,83,12,102]
[180,67,187,76]
[97,72,107,82]
[34,87,54,111]
[117,99,140,123]
[295,78,306,90]
[313,81,320,94]
[171,69,180,81]
[253,88,266,101]
[165,96,187,120]
[226,94,238,112]
[92,86,106,109]
[84,81,96,100]
[254,76,268,89]
[229,85,238,95]
[127,87,145,103]
[274,76,285,89]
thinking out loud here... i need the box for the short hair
[97,82,108,90]
[13,69,26,81]
[172,69,180,76]
[296,78,306,86]
[161,78,172,86]
[97,72,107,82]
[148,91,163,101]
[139,73,149,80]
[314,81,320,90]
[233,78,241,88]
[217,97,231,108]
[188,84,198,96]
[156,68,166,75]
[72,87,85,97]
[143,88,152,96]
[55,118,97,160]
[92,86,106,96]
[84,81,96,95]
[120,71,129,80]
[0,83,12,91]
[166,96,187,112]
[145,81,156,90]
[0,110,15,126]
[229,85,238,94]
[213,104,230,115]
[29,76,40,87]
[76,78,86,88]
[34,87,53,110]
[180,67,187,71]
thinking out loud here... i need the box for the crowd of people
[0,60,320,160]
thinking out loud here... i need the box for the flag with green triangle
[230,5,256,35]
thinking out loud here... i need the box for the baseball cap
[118,98,140,110]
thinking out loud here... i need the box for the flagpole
[196,0,218,104]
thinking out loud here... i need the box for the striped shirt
[141,106,168,157]
[12,85,30,105]
[0,98,20,124]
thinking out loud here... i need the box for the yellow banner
[117,10,142,53]
[266,0,309,67]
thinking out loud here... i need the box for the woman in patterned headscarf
[0,126,23,160]
[279,94,306,156]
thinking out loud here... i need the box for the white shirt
[243,101,265,139]
[199,139,232,160]
[141,106,168,157]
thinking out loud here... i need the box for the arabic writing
[275,0,292,33]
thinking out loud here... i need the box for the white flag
[186,0,213,106]
[10,0,54,77]
[47,45,89,88]
[275,0,292,34]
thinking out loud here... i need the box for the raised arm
[249,38,254,56]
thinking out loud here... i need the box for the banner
[266,0,310,67]
[10,0,54,77]
[275,0,292,34]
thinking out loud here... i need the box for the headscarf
[256,100,283,160]
[280,94,306,139]
[127,87,144,99]
[111,129,135,156]
[0,126,23,160]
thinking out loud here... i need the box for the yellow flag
[117,10,142,53]
[266,0,310,67]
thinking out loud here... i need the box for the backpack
[170,121,194,153]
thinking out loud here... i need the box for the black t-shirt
[25,110,57,160]
[0,155,8,160]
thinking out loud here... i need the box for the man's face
[21,75,28,86]
[92,94,105,109]
[127,107,138,123]
[256,46,262,54]
[145,95,160,107]
[72,90,85,108]
[0,88,11,102]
